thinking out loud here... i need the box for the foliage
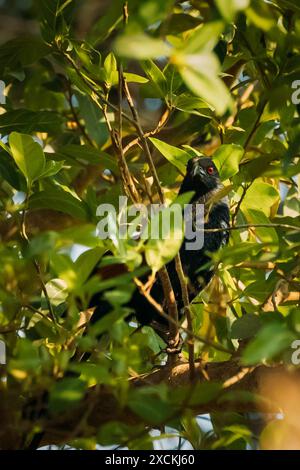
[0,0,299,450]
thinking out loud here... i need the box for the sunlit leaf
[115,34,171,59]
[149,137,190,174]
[213,144,244,180]
[9,132,45,186]
[29,187,89,220]
[216,0,250,22]
[145,202,184,273]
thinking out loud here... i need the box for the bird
[89,156,230,337]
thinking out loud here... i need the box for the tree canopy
[0,0,300,450]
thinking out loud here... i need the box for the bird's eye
[207,166,214,175]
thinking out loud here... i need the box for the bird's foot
[166,345,182,355]
[166,336,183,355]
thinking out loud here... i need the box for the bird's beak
[193,164,205,178]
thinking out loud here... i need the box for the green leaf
[242,323,295,365]
[49,378,86,414]
[75,92,110,147]
[114,34,171,60]
[9,132,45,186]
[276,0,300,13]
[29,187,89,221]
[186,382,221,406]
[55,144,118,173]
[244,209,278,244]
[145,202,184,273]
[177,53,232,115]
[213,144,244,180]
[25,231,58,258]
[181,413,203,449]
[104,287,134,307]
[68,363,111,385]
[149,137,190,174]
[0,150,26,190]
[141,60,167,98]
[108,71,148,86]
[128,387,174,425]
[246,0,278,31]
[39,160,64,179]
[58,224,99,248]
[8,339,41,375]
[66,67,93,96]
[35,0,75,42]
[174,93,214,117]
[216,0,250,22]
[141,326,166,354]
[103,52,117,87]
[0,109,64,134]
[71,438,97,451]
[241,180,280,216]
[136,0,174,29]
[0,139,12,156]
[0,36,50,74]
[236,153,278,182]
[45,278,69,306]
[87,0,124,45]
[230,314,262,340]
[50,253,77,289]
[128,395,172,424]
[163,13,203,35]
[216,242,262,266]
[90,310,129,337]
[97,422,144,447]
[122,73,148,84]
[180,21,225,54]
[74,248,105,285]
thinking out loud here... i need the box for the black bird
[90,156,230,333]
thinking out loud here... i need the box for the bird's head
[179,157,221,196]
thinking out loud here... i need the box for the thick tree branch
[12,361,297,449]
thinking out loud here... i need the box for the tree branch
[203,223,300,233]
[16,361,298,449]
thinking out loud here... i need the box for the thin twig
[243,98,268,150]
[66,82,95,147]
[175,255,195,381]
[117,74,141,202]
[236,261,276,270]
[202,222,300,233]
[58,47,137,127]
[101,84,140,203]
[123,107,170,155]
[222,366,255,389]
[24,304,56,323]
[231,182,252,225]
[122,76,165,203]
